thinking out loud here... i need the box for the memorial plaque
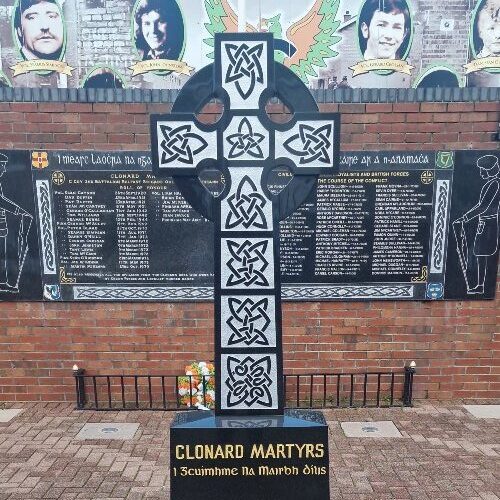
[0,148,498,303]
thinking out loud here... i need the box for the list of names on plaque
[52,172,213,284]
[315,176,370,278]
[372,180,431,277]
[280,202,315,277]
[54,189,112,272]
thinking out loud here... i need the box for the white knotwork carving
[430,181,450,273]
[159,124,208,165]
[225,43,264,100]
[224,419,274,428]
[36,180,56,274]
[226,118,265,159]
[226,239,270,287]
[227,297,271,346]
[283,123,333,164]
[73,286,213,300]
[226,176,268,230]
[281,285,415,299]
[225,355,273,408]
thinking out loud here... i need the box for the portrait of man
[13,0,65,61]
[358,0,412,60]
[472,0,500,58]
[133,0,184,61]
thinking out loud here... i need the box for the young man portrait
[358,0,412,60]
[133,0,184,61]
[473,0,500,58]
[13,0,64,61]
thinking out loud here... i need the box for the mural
[0,0,498,89]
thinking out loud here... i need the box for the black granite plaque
[170,411,330,500]
[0,148,496,303]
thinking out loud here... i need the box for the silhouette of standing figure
[453,155,500,294]
[0,153,33,292]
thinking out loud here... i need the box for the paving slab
[340,420,403,438]
[464,405,500,419]
[75,423,140,440]
[0,409,23,423]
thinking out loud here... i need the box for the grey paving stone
[0,409,23,423]
[464,405,500,419]
[75,423,140,440]
[340,420,403,438]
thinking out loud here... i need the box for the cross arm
[151,113,219,177]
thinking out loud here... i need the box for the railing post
[73,364,86,409]
[403,361,416,407]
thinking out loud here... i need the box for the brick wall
[0,100,498,402]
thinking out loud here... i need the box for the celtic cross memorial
[151,33,339,499]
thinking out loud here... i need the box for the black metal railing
[73,365,416,411]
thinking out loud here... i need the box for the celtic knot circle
[159,124,208,165]
[227,297,271,346]
[226,176,268,230]
[226,239,270,287]
[225,355,273,408]
[226,118,265,159]
[283,123,332,164]
[225,43,264,100]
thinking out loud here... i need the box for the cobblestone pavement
[0,402,498,499]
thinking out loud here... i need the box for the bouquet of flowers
[178,361,215,410]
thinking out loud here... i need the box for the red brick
[380,133,405,143]
[460,112,489,122]
[318,103,339,112]
[92,103,121,113]
[10,102,39,112]
[447,103,475,112]
[37,103,65,112]
[338,104,366,114]
[365,123,392,133]
[392,103,420,113]
[56,133,81,143]
[474,102,500,111]
[64,103,93,113]
[120,103,149,114]
[351,133,378,143]
[405,132,432,142]
[459,132,492,143]
[473,122,498,132]
[432,133,459,143]
[432,112,460,122]
[379,113,406,123]
[421,103,448,112]
[365,103,393,113]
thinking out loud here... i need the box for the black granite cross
[151,33,340,416]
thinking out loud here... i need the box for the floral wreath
[178,361,215,409]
